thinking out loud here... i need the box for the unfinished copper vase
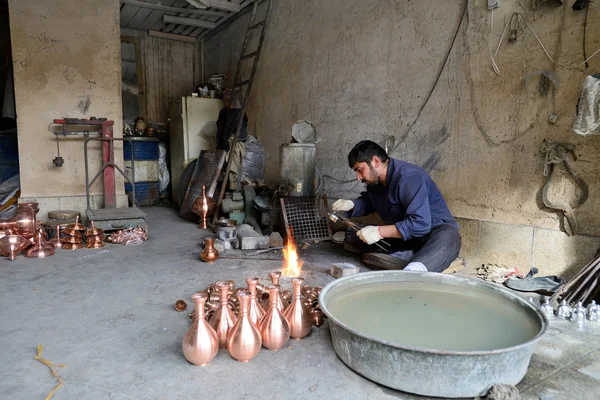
[258,285,291,351]
[209,282,238,348]
[64,215,86,236]
[245,277,265,325]
[2,204,37,239]
[283,277,313,339]
[200,237,219,263]
[26,230,55,258]
[0,235,30,260]
[48,225,62,249]
[182,293,219,366]
[226,290,262,362]
[62,243,83,251]
[192,185,217,229]
[19,202,39,214]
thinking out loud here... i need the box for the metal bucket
[319,271,548,398]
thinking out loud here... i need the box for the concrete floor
[1,206,599,400]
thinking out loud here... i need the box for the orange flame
[281,229,303,277]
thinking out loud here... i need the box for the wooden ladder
[213,0,274,225]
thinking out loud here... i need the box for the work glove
[357,225,383,245]
[332,199,354,212]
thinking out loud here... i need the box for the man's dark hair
[347,140,389,168]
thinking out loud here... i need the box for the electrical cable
[490,10,600,75]
[466,0,550,146]
[583,6,589,68]
[389,0,468,154]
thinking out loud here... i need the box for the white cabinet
[169,97,223,203]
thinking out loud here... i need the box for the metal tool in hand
[327,213,392,253]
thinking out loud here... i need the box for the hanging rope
[540,140,589,236]
[34,345,66,400]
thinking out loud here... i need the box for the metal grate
[280,196,332,243]
[179,150,226,221]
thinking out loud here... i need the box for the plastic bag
[158,142,170,192]
[574,74,600,136]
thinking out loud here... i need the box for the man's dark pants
[345,224,461,273]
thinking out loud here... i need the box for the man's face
[353,160,379,186]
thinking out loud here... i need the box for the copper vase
[182,293,219,366]
[283,277,313,340]
[200,237,219,263]
[0,235,30,260]
[209,282,237,348]
[258,285,291,351]
[245,277,265,326]
[226,290,262,362]
[267,271,289,311]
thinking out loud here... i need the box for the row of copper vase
[0,205,107,259]
[180,271,325,366]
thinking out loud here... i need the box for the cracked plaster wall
[205,0,600,274]
[8,0,126,218]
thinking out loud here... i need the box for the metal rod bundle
[550,253,600,306]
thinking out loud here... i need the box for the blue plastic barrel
[123,137,160,206]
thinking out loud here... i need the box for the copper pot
[200,237,219,263]
[301,284,313,297]
[310,309,325,327]
[0,235,30,260]
[226,290,262,362]
[282,290,292,303]
[175,300,188,312]
[258,285,290,351]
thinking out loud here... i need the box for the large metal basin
[319,271,547,398]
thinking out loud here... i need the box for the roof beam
[163,15,216,29]
[120,0,229,18]
[199,0,241,12]
[200,0,253,39]
[148,30,198,43]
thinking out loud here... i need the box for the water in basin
[327,281,541,352]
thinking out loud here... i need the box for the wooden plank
[120,0,230,17]
[148,30,198,43]
[163,15,216,29]
[120,4,140,26]
[202,0,241,12]
[127,6,153,29]
[198,0,253,38]
[137,0,178,31]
